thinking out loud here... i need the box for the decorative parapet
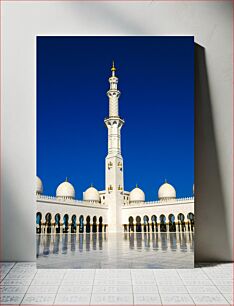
[123,197,194,208]
[36,194,108,208]
[37,194,193,209]
[147,197,194,204]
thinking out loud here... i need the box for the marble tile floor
[36,233,194,269]
[0,262,233,305]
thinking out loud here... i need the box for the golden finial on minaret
[111,60,116,72]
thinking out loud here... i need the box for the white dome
[130,186,145,202]
[56,179,75,199]
[83,186,100,202]
[158,181,176,200]
[36,176,43,194]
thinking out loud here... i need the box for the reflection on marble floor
[36,232,194,269]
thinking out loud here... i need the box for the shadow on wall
[195,44,231,262]
[1,166,36,261]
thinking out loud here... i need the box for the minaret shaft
[107,71,121,118]
[105,118,124,156]
[104,63,124,233]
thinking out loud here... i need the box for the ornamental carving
[108,185,113,193]
[118,162,122,171]
[108,161,113,169]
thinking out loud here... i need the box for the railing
[37,194,194,207]
[145,197,194,204]
[36,194,108,208]
[123,197,194,207]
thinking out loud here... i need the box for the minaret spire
[111,60,116,76]
[107,62,121,117]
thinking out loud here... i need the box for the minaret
[104,62,124,232]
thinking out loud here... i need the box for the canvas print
[36,37,194,268]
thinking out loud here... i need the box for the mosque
[36,63,194,235]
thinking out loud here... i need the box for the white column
[104,62,125,233]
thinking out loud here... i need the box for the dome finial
[65,177,68,182]
[111,60,116,72]
[90,182,93,187]
[165,178,167,183]
[136,183,138,188]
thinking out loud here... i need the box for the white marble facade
[36,63,194,234]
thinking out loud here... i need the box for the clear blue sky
[37,36,194,200]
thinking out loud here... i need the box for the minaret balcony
[104,117,125,126]
[107,91,120,99]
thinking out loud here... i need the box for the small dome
[36,176,43,194]
[130,186,145,202]
[83,186,100,202]
[158,181,176,200]
[56,179,75,199]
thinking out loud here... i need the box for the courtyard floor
[37,232,194,269]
